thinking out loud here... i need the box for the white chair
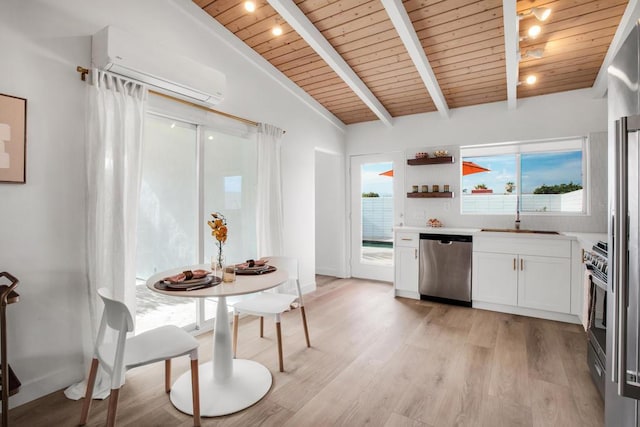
[79,288,201,427]
[232,256,310,372]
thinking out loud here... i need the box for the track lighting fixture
[518,48,544,61]
[516,75,538,86]
[518,7,551,22]
[520,25,542,41]
[528,25,541,38]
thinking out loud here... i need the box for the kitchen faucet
[515,195,521,230]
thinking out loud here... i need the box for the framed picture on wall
[0,93,27,183]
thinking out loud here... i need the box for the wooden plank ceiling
[195,0,628,125]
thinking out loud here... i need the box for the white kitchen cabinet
[518,255,571,312]
[394,232,419,299]
[472,235,573,320]
[473,252,517,305]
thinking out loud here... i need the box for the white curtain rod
[75,66,280,131]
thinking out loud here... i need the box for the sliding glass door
[135,112,257,334]
[136,115,198,332]
[201,127,258,324]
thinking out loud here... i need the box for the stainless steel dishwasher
[419,233,472,306]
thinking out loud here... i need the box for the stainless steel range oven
[584,240,608,399]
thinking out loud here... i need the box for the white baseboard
[315,267,347,278]
[472,301,581,324]
[9,365,83,409]
[394,290,420,300]
[301,281,316,295]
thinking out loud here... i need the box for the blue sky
[361,162,393,196]
[462,151,582,194]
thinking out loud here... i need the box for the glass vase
[211,254,225,279]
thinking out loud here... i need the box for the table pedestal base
[170,359,272,417]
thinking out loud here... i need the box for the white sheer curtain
[65,70,147,400]
[256,123,285,258]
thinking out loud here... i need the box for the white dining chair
[231,256,310,372]
[79,288,201,427]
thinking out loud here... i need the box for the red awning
[462,161,490,176]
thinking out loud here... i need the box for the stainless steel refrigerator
[608,21,640,427]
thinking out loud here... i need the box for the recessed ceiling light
[208,135,214,140]
[244,1,256,12]
[528,25,541,38]
[526,75,537,85]
[170,122,176,129]
[272,25,283,36]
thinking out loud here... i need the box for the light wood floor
[10,276,604,426]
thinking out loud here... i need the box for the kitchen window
[460,137,587,215]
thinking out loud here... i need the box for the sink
[481,228,560,235]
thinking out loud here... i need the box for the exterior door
[350,152,404,281]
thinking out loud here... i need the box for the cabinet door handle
[414,249,417,259]
[513,258,516,270]
[401,238,413,241]
[520,259,524,271]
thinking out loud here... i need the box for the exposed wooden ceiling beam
[503,0,518,110]
[267,0,394,127]
[380,0,449,119]
[592,0,640,98]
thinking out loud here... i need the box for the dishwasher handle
[419,233,472,243]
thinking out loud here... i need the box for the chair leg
[190,359,201,427]
[300,306,311,347]
[165,359,171,393]
[275,321,284,372]
[259,316,264,338]
[233,313,239,357]
[79,358,100,425]
[106,388,120,427]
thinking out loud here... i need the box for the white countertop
[394,226,608,243]
[561,232,608,248]
[394,226,480,235]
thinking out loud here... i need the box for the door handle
[414,249,417,259]
[513,258,516,271]
[520,259,524,271]
[614,115,640,399]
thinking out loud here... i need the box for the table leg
[213,296,232,380]
[170,296,273,417]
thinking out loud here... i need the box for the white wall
[315,150,347,277]
[346,90,609,232]
[0,0,345,406]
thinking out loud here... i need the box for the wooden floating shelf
[407,192,454,199]
[407,156,454,165]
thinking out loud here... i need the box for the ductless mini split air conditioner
[91,26,225,106]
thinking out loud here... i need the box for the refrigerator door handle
[615,115,640,399]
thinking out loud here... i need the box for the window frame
[459,136,589,216]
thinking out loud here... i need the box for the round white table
[146,264,288,417]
